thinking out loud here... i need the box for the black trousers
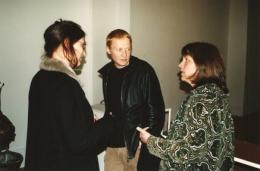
[137,144,161,171]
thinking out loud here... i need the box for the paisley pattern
[147,83,234,171]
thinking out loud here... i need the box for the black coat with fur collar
[25,57,112,170]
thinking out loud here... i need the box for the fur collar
[39,56,81,84]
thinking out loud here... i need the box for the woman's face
[73,37,86,67]
[178,55,197,86]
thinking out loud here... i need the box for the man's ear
[106,47,111,55]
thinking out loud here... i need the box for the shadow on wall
[234,111,260,144]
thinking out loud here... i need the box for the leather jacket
[99,56,165,159]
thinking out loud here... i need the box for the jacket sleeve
[143,66,165,135]
[146,98,206,162]
[56,81,114,154]
[145,94,234,165]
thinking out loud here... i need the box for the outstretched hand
[136,127,150,144]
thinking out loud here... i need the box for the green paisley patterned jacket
[147,83,234,171]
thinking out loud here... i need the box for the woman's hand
[136,127,150,144]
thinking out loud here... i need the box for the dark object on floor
[0,150,23,168]
[0,111,15,151]
[0,82,23,169]
[0,82,15,151]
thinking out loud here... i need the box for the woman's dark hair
[181,42,229,93]
[44,19,85,67]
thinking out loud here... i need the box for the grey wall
[130,0,232,117]
[227,0,248,116]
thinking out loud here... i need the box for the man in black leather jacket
[99,29,165,171]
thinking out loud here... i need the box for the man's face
[107,37,131,69]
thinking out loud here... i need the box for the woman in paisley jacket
[137,42,234,171]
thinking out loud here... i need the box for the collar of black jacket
[98,56,139,77]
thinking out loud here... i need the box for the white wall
[0,0,93,166]
[92,0,130,104]
[0,0,130,167]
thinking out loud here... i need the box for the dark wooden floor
[233,114,260,171]
[234,163,260,171]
